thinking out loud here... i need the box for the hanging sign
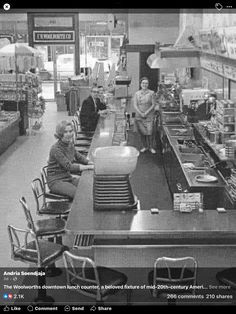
[211,28,228,57]
[33,31,75,43]
[223,64,236,81]
[224,26,236,60]
[90,41,104,47]
[199,27,236,60]
[199,29,215,54]
[200,57,224,76]
[34,16,73,28]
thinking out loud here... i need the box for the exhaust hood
[147,27,200,69]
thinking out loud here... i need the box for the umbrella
[0,38,10,49]
[0,43,43,110]
[0,43,43,71]
[0,43,41,56]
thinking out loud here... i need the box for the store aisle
[128,130,173,211]
[0,102,70,267]
[0,107,172,267]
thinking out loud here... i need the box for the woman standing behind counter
[133,77,156,154]
[46,120,94,199]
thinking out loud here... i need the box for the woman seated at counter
[46,120,94,199]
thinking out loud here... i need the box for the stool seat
[148,268,195,295]
[63,251,129,302]
[216,268,236,290]
[15,240,68,266]
[75,133,93,140]
[44,191,72,201]
[35,218,66,237]
[82,266,127,298]
[74,140,91,147]
[147,256,197,301]
[41,167,72,202]
[39,200,71,216]
[20,196,66,242]
[75,147,89,156]
[8,224,68,303]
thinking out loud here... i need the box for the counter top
[87,112,116,161]
[66,113,236,243]
[67,163,236,239]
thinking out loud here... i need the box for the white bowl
[93,146,139,175]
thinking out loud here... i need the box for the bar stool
[31,178,71,218]
[19,196,66,243]
[72,119,92,157]
[148,256,197,305]
[74,138,91,148]
[72,118,94,140]
[63,250,130,304]
[41,166,72,202]
[72,118,94,139]
[20,195,67,275]
[8,224,68,303]
[74,146,89,157]
[216,268,236,290]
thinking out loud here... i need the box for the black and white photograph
[0,4,236,309]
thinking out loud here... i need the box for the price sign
[173,193,203,212]
[90,41,104,47]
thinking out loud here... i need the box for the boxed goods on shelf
[215,99,235,143]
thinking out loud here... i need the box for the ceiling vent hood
[147,26,200,69]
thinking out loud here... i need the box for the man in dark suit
[80,86,108,132]
[80,86,100,132]
[195,93,216,121]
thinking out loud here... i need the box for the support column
[74,14,80,75]
[52,46,58,98]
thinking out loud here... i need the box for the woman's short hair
[140,77,149,84]
[54,120,73,139]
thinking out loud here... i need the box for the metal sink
[180,153,204,164]
[166,126,192,136]
[178,145,202,154]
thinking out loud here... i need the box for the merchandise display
[156,83,181,112]
[0,111,20,155]
[0,73,43,134]
[215,99,236,143]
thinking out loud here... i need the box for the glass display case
[0,111,20,155]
